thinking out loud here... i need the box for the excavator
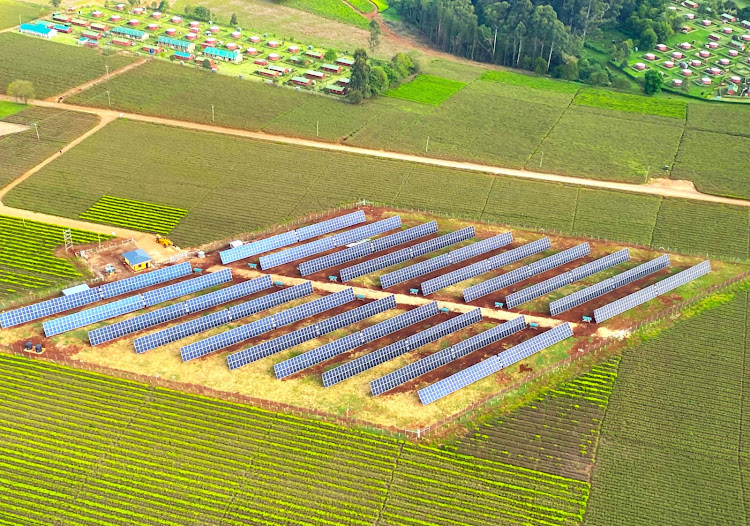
[155,234,174,248]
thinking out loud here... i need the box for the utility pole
[105,65,110,80]
[33,123,39,141]
[106,90,111,106]
[211,104,215,122]
[425,136,429,152]
[539,152,544,168]
[316,120,319,137]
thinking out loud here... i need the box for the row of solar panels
[594,261,710,323]
[0,261,193,329]
[43,268,232,338]
[219,210,366,264]
[89,273,274,346]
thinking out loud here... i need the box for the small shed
[148,23,158,31]
[291,76,312,86]
[91,22,109,31]
[54,24,72,33]
[721,13,736,22]
[708,33,721,41]
[268,53,280,61]
[683,0,698,7]
[133,7,145,14]
[645,53,656,60]
[731,75,742,83]
[327,84,346,95]
[171,16,182,23]
[336,57,355,67]
[305,70,325,80]
[82,30,102,40]
[231,31,241,38]
[186,32,197,40]
[699,50,710,57]
[268,64,290,74]
[141,44,162,54]
[112,37,133,46]
[702,19,711,26]
[743,34,750,41]
[743,20,750,29]
[337,77,350,85]
[322,63,342,74]
[254,58,268,66]
[709,66,722,75]
[288,45,299,53]
[110,14,121,22]
[190,20,200,28]
[115,3,126,10]
[152,11,162,19]
[173,51,194,61]
[71,18,89,27]
[729,49,739,56]
[672,51,684,59]
[656,43,668,51]
[305,50,324,59]
[268,40,279,48]
[681,68,692,76]
[719,58,730,66]
[701,77,712,85]
[166,27,177,35]
[673,78,683,86]
[708,41,719,49]
[123,249,153,272]
[690,59,702,66]
[226,42,238,50]
[249,35,261,43]
[634,62,646,70]
[680,42,691,49]
[664,60,675,68]
[92,10,102,18]
[246,47,258,55]
[723,27,733,34]
[52,13,72,23]
[259,68,281,78]
[210,25,220,33]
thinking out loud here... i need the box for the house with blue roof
[19,23,57,39]
[157,35,195,53]
[111,26,148,40]
[204,46,242,63]
[123,249,153,272]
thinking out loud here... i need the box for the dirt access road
[12,96,750,209]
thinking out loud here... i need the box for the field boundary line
[524,86,580,168]
[667,104,690,183]
[373,441,404,526]
[739,292,749,524]
[5,96,750,209]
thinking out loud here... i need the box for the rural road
[8,96,750,209]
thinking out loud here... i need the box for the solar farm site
[1,205,740,429]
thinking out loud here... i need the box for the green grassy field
[5,119,749,262]
[0,33,135,99]
[277,0,370,29]
[385,74,466,105]
[0,100,25,118]
[0,0,46,29]
[585,288,750,525]
[0,106,99,189]
[573,88,687,118]
[79,196,188,235]
[347,0,376,13]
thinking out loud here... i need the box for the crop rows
[79,195,188,234]
[8,118,749,261]
[0,33,134,99]
[457,359,620,482]
[585,290,750,525]
[0,215,108,298]
[0,353,590,525]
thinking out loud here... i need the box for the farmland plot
[0,0,46,29]
[528,105,684,184]
[0,33,134,99]
[385,75,466,105]
[0,353,591,526]
[0,107,99,189]
[572,190,662,246]
[585,291,750,526]
[79,196,188,234]
[686,102,750,136]
[671,129,750,200]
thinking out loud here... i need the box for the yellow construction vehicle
[155,234,174,248]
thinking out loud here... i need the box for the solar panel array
[505,249,629,309]
[0,287,102,329]
[380,232,513,290]
[340,227,475,283]
[418,322,574,405]
[227,290,386,370]
[420,237,551,295]
[43,295,145,337]
[174,282,317,360]
[274,300,439,379]
[219,211,366,264]
[91,274,273,347]
[298,222,438,276]
[99,261,192,299]
[142,269,232,307]
[594,260,710,323]
[549,255,669,315]
[0,261,192,329]
[133,278,302,354]
[463,243,590,303]
[260,216,402,270]
[371,315,526,396]
[89,302,188,346]
[322,308,482,387]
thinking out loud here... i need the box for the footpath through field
[7,96,750,209]
[47,58,150,102]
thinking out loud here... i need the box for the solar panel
[228,282,313,320]
[505,249,629,309]
[142,269,232,307]
[298,221,437,276]
[380,231,507,290]
[230,293,391,371]
[593,287,657,323]
[219,230,298,264]
[99,261,192,299]
[421,237,550,296]
[653,260,710,295]
[611,255,669,289]
[180,316,275,362]
[371,221,437,252]
[43,295,145,337]
[134,309,231,353]
[370,315,526,396]
[361,301,439,343]
[273,288,355,328]
[418,322,573,405]
[89,302,188,346]
[463,243,589,302]
[0,286,102,329]
[593,260,709,323]
[296,210,366,241]
[339,227,475,282]
[332,216,402,246]
[185,275,273,313]
[275,299,433,379]
[550,255,669,315]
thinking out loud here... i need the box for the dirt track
[46,58,150,102]
[6,96,748,209]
